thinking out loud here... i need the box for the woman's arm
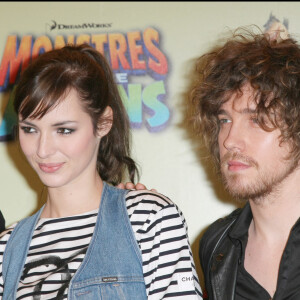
[126,190,203,299]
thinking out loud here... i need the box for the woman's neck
[41,172,103,218]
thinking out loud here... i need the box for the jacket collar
[210,203,251,300]
[228,202,252,240]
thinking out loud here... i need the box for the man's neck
[249,166,300,242]
[244,167,300,296]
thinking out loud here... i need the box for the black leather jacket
[199,204,251,300]
[0,210,5,233]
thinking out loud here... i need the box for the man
[191,28,300,299]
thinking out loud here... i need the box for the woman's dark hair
[190,27,300,167]
[14,44,139,185]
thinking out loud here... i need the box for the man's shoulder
[199,207,242,262]
[204,208,242,240]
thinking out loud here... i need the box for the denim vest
[2,182,147,300]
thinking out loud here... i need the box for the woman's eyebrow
[18,120,35,126]
[51,121,78,127]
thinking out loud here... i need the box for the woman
[0,44,202,299]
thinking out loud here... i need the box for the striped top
[0,190,202,299]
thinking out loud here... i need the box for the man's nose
[222,122,246,152]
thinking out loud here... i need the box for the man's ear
[97,106,113,138]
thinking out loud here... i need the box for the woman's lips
[38,163,64,173]
[227,160,250,172]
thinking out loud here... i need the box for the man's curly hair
[190,27,300,167]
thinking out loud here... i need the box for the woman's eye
[57,128,75,135]
[20,126,36,134]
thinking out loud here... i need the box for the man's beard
[220,152,298,203]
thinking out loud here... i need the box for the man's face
[218,86,297,201]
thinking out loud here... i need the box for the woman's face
[18,89,103,189]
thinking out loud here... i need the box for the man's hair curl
[190,27,300,166]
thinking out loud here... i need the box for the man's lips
[227,160,251,171]
[38,163,64,173]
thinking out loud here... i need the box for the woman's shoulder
[0,223,18,240]
[125,189,180,219]
[0,223,18,258]
[0,223,17,239]
[125,189,185,233]
[125,189,175,211]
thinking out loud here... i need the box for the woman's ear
[97,106,113,138]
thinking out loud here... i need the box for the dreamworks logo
[46,20,112,31]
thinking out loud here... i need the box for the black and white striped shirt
[0,190,202,299]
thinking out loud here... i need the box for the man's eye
[20,126,36,134]
[250,117,259,124]
[219,118,231,124]
[57,128,75,135]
